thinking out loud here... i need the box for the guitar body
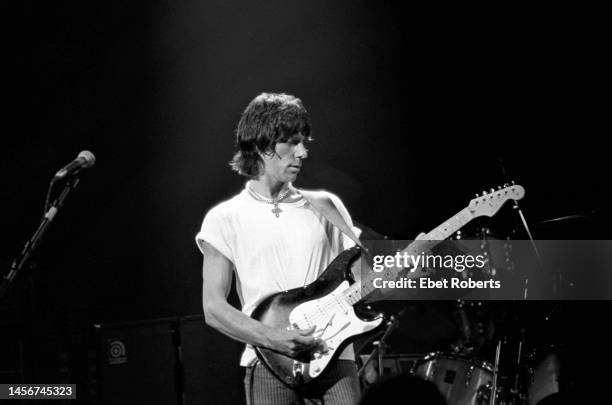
[251,247,384,389]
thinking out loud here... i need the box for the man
[196,93,362,404]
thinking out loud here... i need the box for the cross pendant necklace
[271,203,282,218]
[246,184,291,218]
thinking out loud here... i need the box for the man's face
[260,133,309,184]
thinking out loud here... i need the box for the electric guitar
[251,184,525,389]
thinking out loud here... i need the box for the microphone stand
[1,176,80,299]
[357,311,403,382]
[171,320,185,405]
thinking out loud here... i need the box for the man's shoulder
[298,187,338,199]
[298,188,345,208]
[204,190,249,218]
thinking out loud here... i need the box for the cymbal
[536,211,595,225]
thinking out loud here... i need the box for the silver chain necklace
[246,185,292,218]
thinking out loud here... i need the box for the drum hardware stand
[1,175,81,299]
[454,299,474,354]
[511,194,548,300]
[513,330,523,392]
[357,311,403,381]
[489,339,503,405]
[512,328,529,404]
[497,157,544,300]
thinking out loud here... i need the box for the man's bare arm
[201,241,321,358]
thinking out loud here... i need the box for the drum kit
[406,341,563,405]
[356,222,577,405]
[358,309,563,404]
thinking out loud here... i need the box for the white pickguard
[288,280,383,378]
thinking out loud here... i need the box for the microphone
[54,150,96,180]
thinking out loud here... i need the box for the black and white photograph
[2,2,611,404]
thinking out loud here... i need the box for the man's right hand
[266,326,327,358]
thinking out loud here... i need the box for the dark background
[2,1,610,403]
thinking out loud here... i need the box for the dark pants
[244,360,361,405]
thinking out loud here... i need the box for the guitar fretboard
[343,207,474,305]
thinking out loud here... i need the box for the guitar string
[293,298,339,328]
[300,252,411,327]
[297,270,401,327]
[297,246,433,326]
[297,250,444,328]
[297,293,354,329]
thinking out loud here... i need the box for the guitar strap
[298,189,365,251]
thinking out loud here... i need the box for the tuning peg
[475,193,480,197]
[482,190,488,196]
[490,188,495,193]
[497,185,502,190]
[511,180,515,185]
[503,183,509,188]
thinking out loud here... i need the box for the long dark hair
[230,93,312,178]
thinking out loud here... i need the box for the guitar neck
[420,207,473,240]
[344,207,474,305]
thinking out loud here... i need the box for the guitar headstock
[468,184,525,218]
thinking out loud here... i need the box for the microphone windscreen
[78,150,96,167]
